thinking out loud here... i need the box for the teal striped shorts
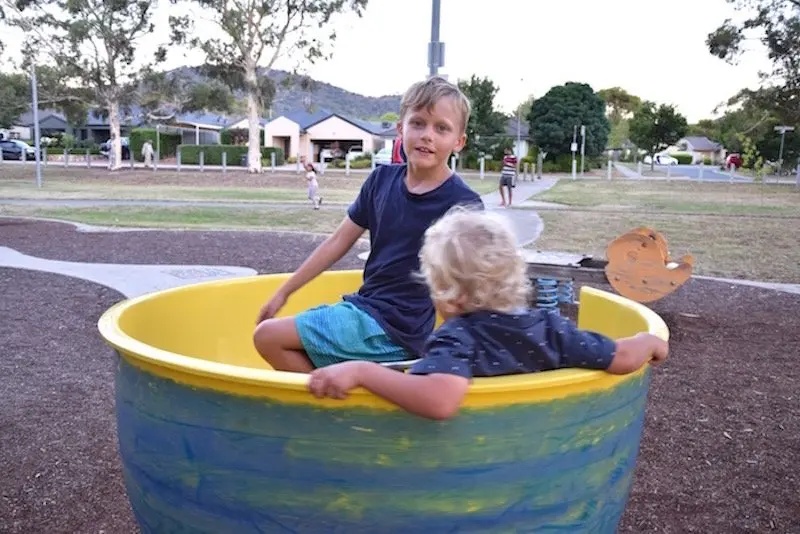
[295,301,410,368]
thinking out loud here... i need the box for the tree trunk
[245,63,262,173]
[108,99,122,171]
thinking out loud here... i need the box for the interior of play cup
[100,270,667,391]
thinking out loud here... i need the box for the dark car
[0,139,38,160]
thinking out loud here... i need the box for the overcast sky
[3,0,770,122]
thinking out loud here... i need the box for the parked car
[100,137,131,160]
[643,154,679,166]
[345,146,365,161]
[374,147,393,166]
[0,139,38,160]
[725,153,742,169]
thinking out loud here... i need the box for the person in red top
[391,135,407,164]
[499,148,517,207]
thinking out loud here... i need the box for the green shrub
[130,128,181,162]
[671,152,693,164]
[702,157,714,165]
[58,147,102,155]
[220,128,266,147]
[287,155,297,164]
[351,159,372,169]
[177,144,284,166]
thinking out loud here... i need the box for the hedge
[220,128,266,147]
[177,144,284,166]
[130,128,181,162]
[670,152,693,164]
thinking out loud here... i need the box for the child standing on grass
[253,76,484,372]
[307,207,669,420]
[305,163,322,209]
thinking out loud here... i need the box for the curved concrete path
[0,246,256,298]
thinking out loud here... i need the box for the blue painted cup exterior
[115,354,651,533]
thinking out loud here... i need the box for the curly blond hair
[419,206,531,314]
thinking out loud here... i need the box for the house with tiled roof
[667,136,725,164]
[257,109,395,162]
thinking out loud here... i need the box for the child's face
[398,97,466,173]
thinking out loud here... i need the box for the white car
[374,147,392,166]
[345,146,365,161]
[644,154,678,166]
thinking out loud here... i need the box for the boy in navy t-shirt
[307,208,670,419]
[253,76,483,372]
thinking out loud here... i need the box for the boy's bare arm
[606,333,669,374]
[277,216,365,297]
[256,216,365,322]
[309,361,470,420]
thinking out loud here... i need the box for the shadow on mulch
[1,218,799,534]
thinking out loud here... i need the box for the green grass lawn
[0,165,496,201]
[528,180,800,283]
[0,205,347,233]
[534,179,800,216]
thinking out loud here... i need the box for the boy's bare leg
[507,185,513,207]
[253,317,314,372]
[498,185,506,206]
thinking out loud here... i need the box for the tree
[171,0,368,172]
[0,72,30,130]
[2,0,164,169]
[597,87,642,123]
[513,94,536,122]
[456,75,506,158]
[707,0,799,124]
[527,82,610,157]
[380,111,399,123]
[628,102,688,170]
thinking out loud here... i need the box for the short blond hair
[400,76,471,133]
[419,207,531,314]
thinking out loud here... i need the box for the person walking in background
[499,147,517,207]
[305,162,322,209]
[141,140,154,168]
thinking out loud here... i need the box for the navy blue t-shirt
[409,309,617,378]
[344,164,483,356]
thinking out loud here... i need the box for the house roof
[505,117,530,138]
[683,136,722,151]
[174,111,232,129]
[280,109,334,130]
[269,109,392,137]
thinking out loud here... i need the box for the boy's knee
[253,320,279,353]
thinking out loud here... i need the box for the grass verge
[531,210,800,283]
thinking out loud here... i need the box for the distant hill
[170,66,402,121]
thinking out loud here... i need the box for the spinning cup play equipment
[98,270,668,533]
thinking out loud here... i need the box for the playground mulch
[1,218,798,534]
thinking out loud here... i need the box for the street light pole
[775,125,795,174]
[428,0,443,77]
[580,124,586,178]
[30,62,43,188]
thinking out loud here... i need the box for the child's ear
[454,132,467,153]
[396,120,404,137]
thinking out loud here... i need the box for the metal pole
[428,0,442,77]
[580,125,586,177]
[30,63,42,188]
[571,125,577,179]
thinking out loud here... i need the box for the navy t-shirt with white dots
[408,309,617,378]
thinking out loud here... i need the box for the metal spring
[535,278,560,315]
[558,279,576,305]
